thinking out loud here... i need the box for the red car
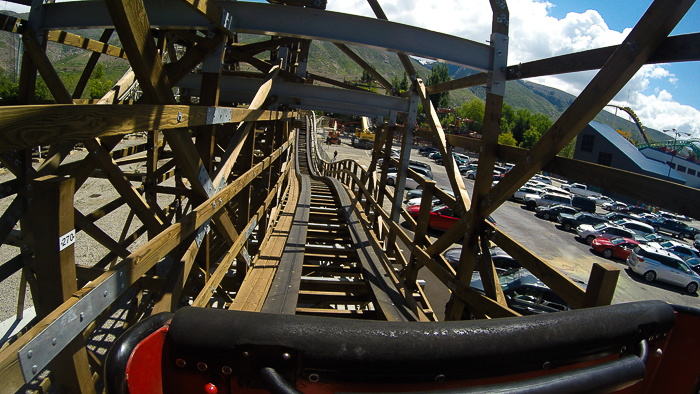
[407,204,496,231]
[591,237,640,260]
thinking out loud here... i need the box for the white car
[405,191,455,208]
[665,244,700,261]
[593,195,615,206]
[512,187,541,202]
[627,244,700,293]
[386,172,420,189]
[577,223,636,245]
[532,175,552,184]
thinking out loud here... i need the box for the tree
[520,128,541,149]
[511,109,532,144]
[498,132,518,146]
[426,62,450,109]
[457,99,484,123]
[391,71,409,93]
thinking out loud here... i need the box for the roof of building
[587,121,686,183]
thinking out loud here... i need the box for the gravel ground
[0,135,174,324]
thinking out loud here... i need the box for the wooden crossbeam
[334,43,395,93]
[47,30,127,59]
[0,104,284,149]
[72,29,116,99]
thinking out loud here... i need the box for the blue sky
[547,0,700,118]
[2,0,698,137]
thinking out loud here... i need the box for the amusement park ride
[0,0,698,392]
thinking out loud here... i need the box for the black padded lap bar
[165,300,674,382]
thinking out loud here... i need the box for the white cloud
[327,0,700,138]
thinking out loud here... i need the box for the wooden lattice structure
[0,0,699,392]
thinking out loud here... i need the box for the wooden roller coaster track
[0,0,698,392]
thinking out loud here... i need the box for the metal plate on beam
[18,267,128,383]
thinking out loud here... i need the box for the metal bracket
[18,267,129,382]
[487,32,508,97]
[245,217,257,240]
[220,9,233,31]
[206,107,233,125]
[198,166,215,197]
[195,219,212,247]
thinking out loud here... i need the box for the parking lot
[320,131,700,318]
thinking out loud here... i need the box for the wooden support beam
[334,43,395,93]
[27,176,95,394]
[582,263,620,308]
[47,29,127,60]
[72,29,116,99]
[0,104,284,149]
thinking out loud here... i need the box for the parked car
[602,201,628,212]
[626,206,649,215]
[611,219,656,237]
[406,204,459,231]
[627,245,700,294]
[591,237,640,260]
[405,190,455,208]
[654,218,700,239]
[562,183,601,198]
[512,186,541,202]
[419,147,438,156]
[557,212,607,232]
[407,204,496,231]
[386,172,420,189]
[665,244,700,261]
[593,195,615,206]
[684,257,700,276]
[524,192,572,210]
[571,196,597,213]
[535,204,579,221]
[470,268,574,315]
[443,246,520,273]
[604,212,636,222]
[409,160,431,171]
[464,169,501,180]
[532,175,553,185]
[458,164,477,175]
[577,222,636,245]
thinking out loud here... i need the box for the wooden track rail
[0,0,696,392]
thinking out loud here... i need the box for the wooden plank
[47,30,126,59]
[0,105,283,150]
[489,222,588,309]
[83,138,166,234]
[22,29,73,104]
[72,29,115,99]
[27,176,95,394]
[74,209,131,259]
[507,32,700,81]
[334,43,395,93]
[582,263,620,308]
[151,238,200,314]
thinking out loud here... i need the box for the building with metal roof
[574,121,686,185]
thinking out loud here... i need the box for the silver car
[577,223,636,245]
[627,245,700,294]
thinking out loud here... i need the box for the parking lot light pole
[663,129,689,179]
